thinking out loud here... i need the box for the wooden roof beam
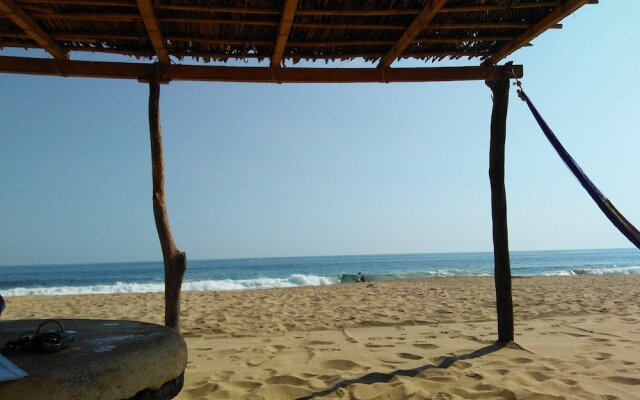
[440,0,598,13]
[487,0,594,64]
[296,9,419,16]
[19,0,133,6]
[136,0,169,65]
[270,0,298,68]
[378,0,448,69]
[439,2,560,13]
[157,4,280,15]
[0,56,523,83]
[0,0,66,60]
[32,12,143,22]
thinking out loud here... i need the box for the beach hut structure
[0,0,599,343]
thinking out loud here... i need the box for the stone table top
[0,319,187,400]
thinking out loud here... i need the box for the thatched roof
[0,0,594,81]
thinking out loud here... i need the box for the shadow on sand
[296,341,509,400]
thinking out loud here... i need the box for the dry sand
[3,276,640,399]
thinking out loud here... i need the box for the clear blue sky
[1,2,638,266]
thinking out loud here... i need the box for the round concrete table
[0,319,187,400]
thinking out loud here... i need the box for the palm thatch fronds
[0,1,589,66]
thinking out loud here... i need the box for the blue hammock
[517,88,640,250]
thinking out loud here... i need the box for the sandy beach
[3,275,640,399]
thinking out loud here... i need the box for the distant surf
[560,266,640,276]
[1,249,638,296]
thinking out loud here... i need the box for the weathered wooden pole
[486,76,514,342]
[148,65,186,331]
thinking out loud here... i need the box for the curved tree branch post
[486,76,514,342]
[148,64,187,331]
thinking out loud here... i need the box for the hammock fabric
[517,88,640,250]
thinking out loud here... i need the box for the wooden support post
[486,76,514,342]
[148,64,186,331]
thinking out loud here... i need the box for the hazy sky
[1,2,638,266]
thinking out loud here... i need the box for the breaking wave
[557,266,640,276]
[3,274,338,296]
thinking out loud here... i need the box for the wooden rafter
[19,0,133,6]
[296,9,419,16]
[0,0,66,60]
[439,2,559,13]
[160,17,278,26]
[158,4,279,15]
[294,21,404,30]
[378,0,448,69]
[0,56,523,83]
[270,0,298,68]
[425,23,530,30]
[32,12,143,22]
[288,39,394,47]
[413,36,514,44]
[487,0,594,64]
[168,37,273,47]
[136,0,169,64]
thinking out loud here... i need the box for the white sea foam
[549,266,640,276]
[3,274,338,296]
[4,281,166,296]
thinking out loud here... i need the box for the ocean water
[1,248,638,296]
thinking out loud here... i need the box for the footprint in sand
[434,390,454,398]
[262,345,286,353]
[527,371,551,382]
[212,349,240,359]
[266,375,308,386]
[593,352,613,360]
[379,353,425,364]
[587,337,611,343]
[320,359,366,371]
[413,343,439,350]
[365,343,394,348]
[450,360,472,370]
[187,382,219,397]
[335,388,347,397]
[606,376,640,385]
[492,368,510,376]
[246,357,271,367]
[397,352,424,360]
[316,374,341,385]
[215,370,235,379]
[259,369,277,377]
[465,370,483,379]
[306,340,333,346]
[228,380,262,390]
